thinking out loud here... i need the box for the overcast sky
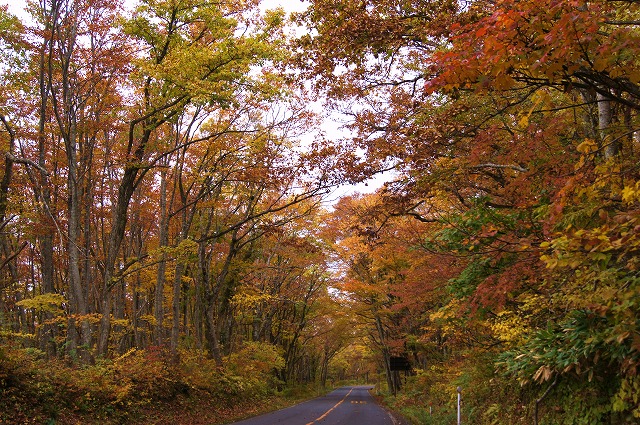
[261,0,308,13]
[5,0,309,18]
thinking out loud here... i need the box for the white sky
[261,0,308,13]
[5,0,310,18]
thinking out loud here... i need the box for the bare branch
[5,153,50,175]
[471,163,529,173]
[0,241,28,272]
[605,20,640,25]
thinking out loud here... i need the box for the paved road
[228,386,398,425]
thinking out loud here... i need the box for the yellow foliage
[576,139,598,154]
[621,181,640,204]
[16,293,67,315]
[429,298,463,337]
[613,376,640,418]
[74,313,103,325]
[0,330,35,340]
[112,319,131,328]
[231,291,274,308]
[115,347,138,362]
[138,315,157,326]
[490,310,529,344]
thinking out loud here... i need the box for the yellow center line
[305,388,354,425]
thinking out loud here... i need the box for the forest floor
[3,382,322,425]
[53,393,306,425]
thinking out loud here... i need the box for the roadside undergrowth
[0,344,320,424]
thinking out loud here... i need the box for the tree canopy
[1,0,639,423]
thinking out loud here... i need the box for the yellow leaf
[576,139,598,154]
[518,114,529,129]
[621,183,640,204]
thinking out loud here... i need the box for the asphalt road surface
[228,386,400,425]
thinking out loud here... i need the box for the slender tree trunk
[170,207,196,357]
[97,150,151,356]
[51,6,94,362]
[375,314,396,395]
[67,133,93,362]
[36,0,55,299]
[320,353,329,387]
[133,279,141,348]
[201,251,224,366]
[34,5,57,357]
[155,169,169,346]
[201,233,240,366]
[170,261,185,357]
[97,280,113,356]
[598,92,618,159]
[579,89,599,141]
[0,120,26,343]
[204,300,224,366]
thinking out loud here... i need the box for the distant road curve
[228,386,402,425]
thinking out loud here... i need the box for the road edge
[366,387,412,425]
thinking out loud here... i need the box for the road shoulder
[367,387,412,425]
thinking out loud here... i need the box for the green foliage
[499,310,638,385]
[384,353,531,425]
[121,0,286,110]
[447,257,493,298]
[424,201,532,303]
[495,167,640,421]
[0,6,26,81]
[613,376,640,419]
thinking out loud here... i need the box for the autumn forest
[0,0,639,423]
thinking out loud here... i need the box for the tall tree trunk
[201,232,240,366]
[97,285,112,356]
[154,168,169,346]
[34,4,57,357]
[320,353,329,387]
[200,243,224,366]
[49,2,93,362]
[169,147,201,357]
[67,133,93,363]
[204,300,224,366]
[374,314,396,395]
[97,129,153,356]
[0,119,28,344]
[36,0,55,299]
[170,261,185,357]
[170,207,196,357]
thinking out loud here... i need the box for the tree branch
[5,153,50,175]
[471,163,529,173]
[0,241,28,272]
[605,20,640,25]
[534,375,558,425]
